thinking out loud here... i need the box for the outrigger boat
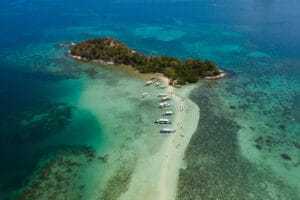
[159,102,170,108]
[141,92,148,98]
[160,96,171,102]
[160,128,176,134]
[154,118,172,124]
[157,93,168,97]
[163,111,174,116]
[145,80,153,86]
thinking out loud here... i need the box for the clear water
[0,0,300,199]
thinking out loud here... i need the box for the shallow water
[1,0,300,199]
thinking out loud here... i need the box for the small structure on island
[157,93,168,97]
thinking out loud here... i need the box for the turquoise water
[0,0,300,199]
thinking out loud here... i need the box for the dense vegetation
[71,38,220,84]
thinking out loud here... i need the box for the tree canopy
[71,38,220,84]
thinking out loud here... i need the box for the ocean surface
[0,0,300,199]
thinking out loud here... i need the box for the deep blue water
[0,0,299,199]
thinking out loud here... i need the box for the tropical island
[69,38,225,84]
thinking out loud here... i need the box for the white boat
[157,94,168,97]
[159,102,170,108]
[145,80,153,86]
[161,96,171,102]
[58,41,76,47]
[173,84,182,88]
[154,118,172,124]
[141,92,148,98]
[158,85,166,89]
[69,42,76,46]
[163,111,174,116]
[155,82,160,86]
[160,128,176,134]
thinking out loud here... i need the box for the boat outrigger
[159,102,170,108]
[160,128,176,134]
[154,118,172,124]
[163,111,174,116]
[158,85,166,89]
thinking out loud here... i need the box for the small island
[69,38,225,84]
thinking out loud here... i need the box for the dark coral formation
[101,166,134,200]
[15,145,105,200]
[2,102,74,143]
[176,85,300,200]
[281,153,292,161]
[98,155,109,163]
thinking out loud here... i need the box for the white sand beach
[119,77,200,200]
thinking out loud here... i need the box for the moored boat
[157,93,168,97]
[159,102,170,108]
[154,118,172,124]
[163,111,174,116]
[58,41,76,47]
[160,128,176,134]
[161,96,171,102]
[141,92,148,98]
[145,80,153,86]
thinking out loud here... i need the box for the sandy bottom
[11,64,200,200]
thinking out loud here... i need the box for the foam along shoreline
[204,70,227,80]
[67,51,116,64]
[119,76,200,200]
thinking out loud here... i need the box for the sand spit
[119,77,200,200]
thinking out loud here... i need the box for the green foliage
[71,38,220,84]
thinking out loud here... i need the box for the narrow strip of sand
[119,77,200,200]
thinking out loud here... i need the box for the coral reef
[15,145,107,200]
[1,102,74,143]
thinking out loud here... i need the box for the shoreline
[204,70,227,80]
[67,52,226,82]
[119,76,200,200]
[158,77,200,200]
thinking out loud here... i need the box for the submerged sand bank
[119,77,200,200]
[66,65,200,200]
